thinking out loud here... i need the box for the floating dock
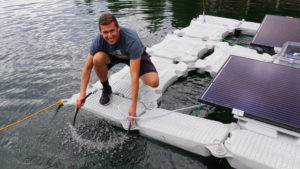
[66,15,300,169]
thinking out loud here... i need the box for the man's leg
[93,51,111,82]
[93,51,112,105]
[139,52,159,88]
[140,72,159,88]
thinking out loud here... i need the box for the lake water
[1,0,299,169]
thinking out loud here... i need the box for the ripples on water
[1,0,300,168]
[65,120,147,168]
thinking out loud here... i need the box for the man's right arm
[76,53,94,110]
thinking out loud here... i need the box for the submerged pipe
[72,108,80,126]
[126,123,132,136]
[72,90,96,126]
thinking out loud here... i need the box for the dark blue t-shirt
[89,26,145,60]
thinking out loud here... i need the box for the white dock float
[70,92,145,129]
[225,129,300,169]
[237,20,261,36]
[138,108,229,157]
[194,41,273,76]
[174,15,239,41]
[66,15,300,169]
[147,34,211,63]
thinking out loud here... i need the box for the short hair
[98,13,119,30]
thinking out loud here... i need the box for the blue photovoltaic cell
[252,15,300,48]
[200,55,300,133]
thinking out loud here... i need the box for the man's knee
[93,51,110,65]
[150,78,159,88]
[142,72,159,88]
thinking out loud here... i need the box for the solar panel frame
[199,55,300,133]
[251,15,300,48]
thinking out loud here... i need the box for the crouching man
[76,13,159,124]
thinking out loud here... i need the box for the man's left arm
[129,56,141,125]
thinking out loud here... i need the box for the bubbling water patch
[61,119,147,167]
[68,123,128,152]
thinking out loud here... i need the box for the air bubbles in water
[61,119,147,166]
[68,121,128,152]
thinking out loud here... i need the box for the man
[75,13,159,124]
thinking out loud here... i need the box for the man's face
[100,22,120,45]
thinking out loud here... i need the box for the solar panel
[252,15,300,48]
[199,55,300,133]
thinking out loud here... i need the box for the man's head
[98,13,120,45]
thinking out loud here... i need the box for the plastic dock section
[66,15,300,169]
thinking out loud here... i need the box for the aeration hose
[72,89,99,126]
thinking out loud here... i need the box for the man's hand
[75,93,86,111]
[128,105,136,125]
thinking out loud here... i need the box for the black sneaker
[99,86,112,105]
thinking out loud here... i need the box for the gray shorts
[107,51,157,76]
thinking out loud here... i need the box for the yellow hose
[0,100,64,131]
